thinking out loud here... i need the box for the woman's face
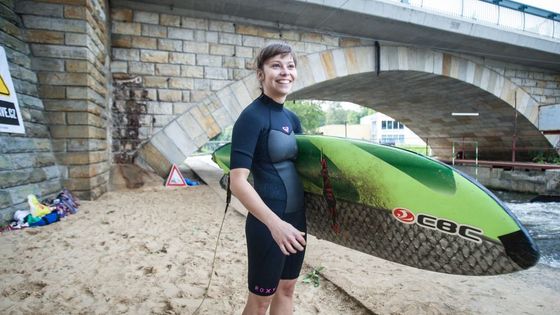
[258,53,297,103]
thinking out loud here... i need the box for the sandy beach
[0,157,559,314]
[0,183,369,314]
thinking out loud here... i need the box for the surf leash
[193,175,231,314]
[320,151,340,234]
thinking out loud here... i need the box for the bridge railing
[393,0,560,39]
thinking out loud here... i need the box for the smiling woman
[228,43,307,315]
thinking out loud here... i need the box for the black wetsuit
[230,93,306,296]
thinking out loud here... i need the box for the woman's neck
[263,91,286,104]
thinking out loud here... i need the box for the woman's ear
[256,69,264,81]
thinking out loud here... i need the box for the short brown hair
[255,42,297,70]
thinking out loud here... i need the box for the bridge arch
[137,46,557,175]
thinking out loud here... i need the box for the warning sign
[0,46,25,134]
[165,164,187,187]
[0,75,9,96]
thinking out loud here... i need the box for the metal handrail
[394,0,560,39]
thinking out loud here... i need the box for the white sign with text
[0,46,25,134]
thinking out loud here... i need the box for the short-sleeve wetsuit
[230,93,306,296]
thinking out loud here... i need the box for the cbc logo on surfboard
[392,208,416,224]
[392,208,484,244]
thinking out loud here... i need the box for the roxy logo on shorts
[254,285,276,294]
[392,208,484,244]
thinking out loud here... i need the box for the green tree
[347,111,361,124]
[285,100,325,133]
[325,103,348,124]
[324,103,375,124]
[352,107,376,123]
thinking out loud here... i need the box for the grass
[302,266,324,287]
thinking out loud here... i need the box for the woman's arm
[229,168,306,255]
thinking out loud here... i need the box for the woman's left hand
[268,218,306,255]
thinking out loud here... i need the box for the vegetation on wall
[531,151,560,164]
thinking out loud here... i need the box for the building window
[381,134,405,145]
[381,120,404,130]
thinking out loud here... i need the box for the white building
[361,113,426,146]
[317,123,371,140]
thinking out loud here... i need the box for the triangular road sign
[0,74,9,96]
[165,164,186,187]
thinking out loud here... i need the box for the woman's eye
[288,64,295,69]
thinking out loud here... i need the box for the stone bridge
[2,0,560,218]
[138,45,558,176]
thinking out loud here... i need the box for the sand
[0,156,559,315]
[0,184,370,314]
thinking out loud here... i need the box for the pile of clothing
[7,189,80,230]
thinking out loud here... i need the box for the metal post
[462,136,465,159]
[426,138,429,156]
[375,41,380,76]
[522,9,526,31]
[452,141,455,166]
[512,91,518,162]
[475,142,479,179]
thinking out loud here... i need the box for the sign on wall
[0,46,25,134]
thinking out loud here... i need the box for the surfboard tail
[499,230,540,269]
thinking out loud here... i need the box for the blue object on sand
[185,178,200,186]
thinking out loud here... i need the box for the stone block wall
[503,69,560,106]
[456,166,560,196]
[109,3,372,163]
[457,53,560,106]
[0,0,63,224]
[14,0,111,200]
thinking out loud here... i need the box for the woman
[229,43,306,315]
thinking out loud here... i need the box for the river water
[493,191,560,269]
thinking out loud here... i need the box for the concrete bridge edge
[135,45,557,176]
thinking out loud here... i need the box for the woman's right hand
[268,218,306,255]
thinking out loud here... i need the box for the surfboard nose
[499,230,540,269]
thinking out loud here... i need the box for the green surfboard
[212,135,539,275]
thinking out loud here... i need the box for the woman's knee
[276,279,297,297]
[244,293,274,315]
